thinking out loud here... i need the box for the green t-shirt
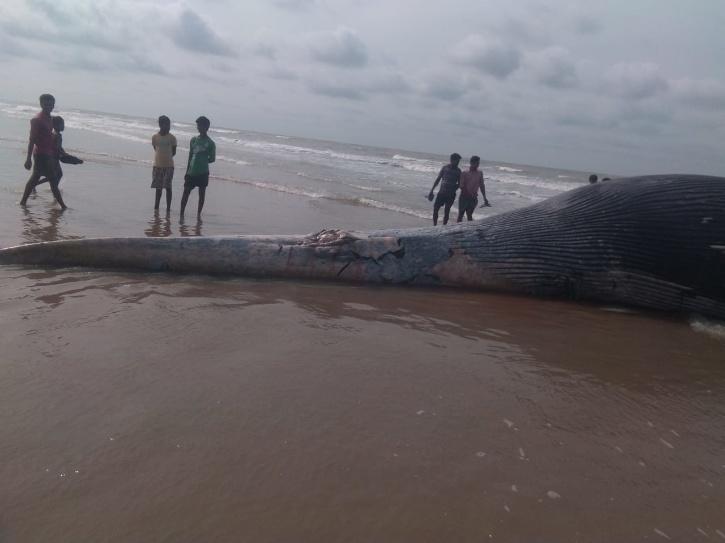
[186,135,216,176]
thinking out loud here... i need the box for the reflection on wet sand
[144,210,172,237]
[279,283,725,392]
[20,205,76,244]
[179,216,203,237]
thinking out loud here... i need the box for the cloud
[605,62,669,100]
[450,35,521,79]
[27,0,75,25]
[574,16,603,35]
[308,82,365,100]
[273,0,316,10]
[364,72,410,94]
[172,9,236,57]
[268,67,299,81]
[305,69,409,101]
[0,34,30,59]
[310,27,368,69]
[614,103,671,136]
[253,43,277,60]
[672,78,725,110]
[528,47,578,89]
[420,73,469,101]
[53,49,167,75]
[0,1,166,73]
[1,11,120,51]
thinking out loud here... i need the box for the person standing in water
[428,153,462,225]
[589,174,598,184]
[457,155,490,222]
[20,94,67,209]
[151,115,177,212]
[180,116,215,218]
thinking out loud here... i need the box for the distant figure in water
[589,174,598,184]
[428,153,462,225]
[457,155,490,222]
[602,177,611,182]
[181,116,215,218]
[151,115,177,212]
[20,94,67,209]
[51,116,83,185]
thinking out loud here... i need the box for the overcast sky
[1,0,725,174]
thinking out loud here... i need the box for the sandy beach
[1,106,724,542]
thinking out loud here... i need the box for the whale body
[1,175,724,318]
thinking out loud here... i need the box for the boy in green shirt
[181,116,216,217]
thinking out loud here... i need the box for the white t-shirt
[152,133,177,168]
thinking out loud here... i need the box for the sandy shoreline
[0,140,425,249]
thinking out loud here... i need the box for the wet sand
[0,140,425,248]
[1,268,724,542]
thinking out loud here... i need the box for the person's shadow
[144,210,172,238]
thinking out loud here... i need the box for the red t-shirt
[30,112,54,156]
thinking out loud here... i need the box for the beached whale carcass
[1,175,724,318]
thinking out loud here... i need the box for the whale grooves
[1,175,724,318]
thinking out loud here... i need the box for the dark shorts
[434,190,456,207]
[184,173,209,189]
[33,154,58,183]
[459,194,478,213]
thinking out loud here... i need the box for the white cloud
[420,72,470,101]
[273,0,316,10]
[605,62,669,100]
[528,47,578,89]
[268,66,299,81]
[574,15,603,35]
[172,9,236,57]
[310,27,368,69]
[672,78,725,110]
[304,68,409,101]
[308,82,365,100]
[364,71,410,94]
[450,35,521,79]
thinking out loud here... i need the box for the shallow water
[1,105,724,542]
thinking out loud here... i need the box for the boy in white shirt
[151,115,177,211]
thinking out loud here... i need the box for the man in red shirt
[20,93,67,209]
[457,155,490,222]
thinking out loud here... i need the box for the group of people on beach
[21,92,603,227]
[20,93,216,217]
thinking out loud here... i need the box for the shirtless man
[457,155,490,222]
[428,153,462,226]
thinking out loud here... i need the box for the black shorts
[434,190,456,207]
[184,173,209,189]
[459,194,478,213]
[33,154,58,183]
